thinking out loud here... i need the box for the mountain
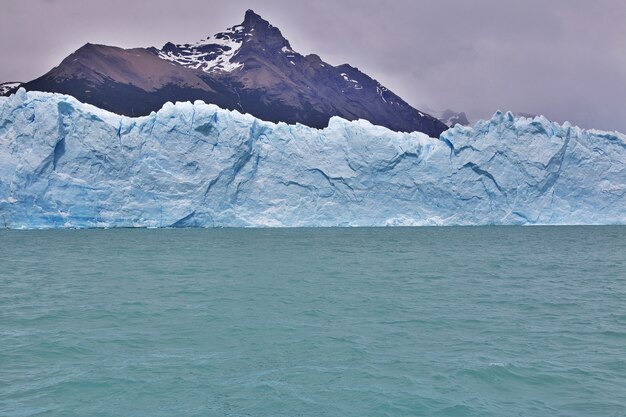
[436,109,470,127]
[0,82,21,96]
[421,106,470,127]
[13,10,447,136]
[20,43,240,117]
[1,89,624,228]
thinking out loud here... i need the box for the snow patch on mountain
[340,73,362,89]
[1,89,624,228]
[0,82,22,96]
[158,25,244,73]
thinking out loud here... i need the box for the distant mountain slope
[437,109,470,127]
[421,106,471,127]
[0,82,21,96]
[14,10,447,136]
[20,44,240,117]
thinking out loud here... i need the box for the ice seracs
[0,89,624,228]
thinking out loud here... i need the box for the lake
[1,226,625,416]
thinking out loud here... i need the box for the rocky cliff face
[14,10,447,136]
[1,89,624,228]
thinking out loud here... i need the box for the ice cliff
[0,89,624,228]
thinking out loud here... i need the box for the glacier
[0,88,624,228]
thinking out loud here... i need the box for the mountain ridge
[11,10,447,136]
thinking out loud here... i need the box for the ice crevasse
[0,89,624,228]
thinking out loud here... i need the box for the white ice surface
[0,89,624,228]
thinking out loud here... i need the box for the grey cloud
[1,0,625,131]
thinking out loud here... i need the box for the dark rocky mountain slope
[14,10,447,136]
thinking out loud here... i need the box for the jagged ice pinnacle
[0,89,624,228]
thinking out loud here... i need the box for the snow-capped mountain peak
[13,9,448,136]
[158,23,245,73]
[156,9,293,74]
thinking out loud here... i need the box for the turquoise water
[1,227,625,417]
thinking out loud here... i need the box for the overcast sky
[2,0,625,131]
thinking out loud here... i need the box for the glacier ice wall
[0,89,624,228]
